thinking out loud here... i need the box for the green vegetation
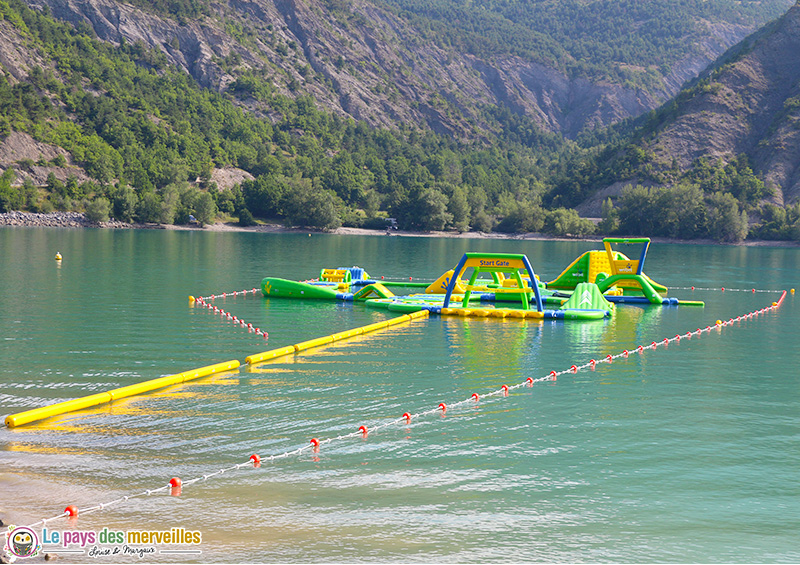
[0,0,797,243]
[0,0,585,236]
[598,183,748,243]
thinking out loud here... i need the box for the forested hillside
[565,1,800,242]
[0,0,578,234]
[1,0,799,242]
[25,0,791,138]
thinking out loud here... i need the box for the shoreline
[2,210,799,248]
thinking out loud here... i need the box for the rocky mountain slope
[629,1,800,207]
[21,0,783,139]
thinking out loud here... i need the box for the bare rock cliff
[23,0,760,138]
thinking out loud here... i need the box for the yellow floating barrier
[245,345,296,365]
[385,315,409,327]
[328,328,365,341]
[294,335,335,352]
[246,311,429,365]
[359,320,392,333]
[5,360,240,428]
[108,374,186,401]
[179,360,240,382]
[4,393,112,428]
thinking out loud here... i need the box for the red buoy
[549,370,557,380]
[525,377,533,386]
[250,454,261,467]
[64,505,78,517]
[471,393,479,401]
[570,365,578,373]
[402,412,411,422]
[359,425,369,437]
[310,438,320,448]
[501,385,509,395]
[169,477,182,488]
[438,402,447,412]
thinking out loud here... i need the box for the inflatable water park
[260,238,704,320]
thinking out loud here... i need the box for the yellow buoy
[55,252,62,261]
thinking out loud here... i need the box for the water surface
[1,228,798,563]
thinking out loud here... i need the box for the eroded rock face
[23,0,759,139]
[33,0,241,89]
[642,4,800,205]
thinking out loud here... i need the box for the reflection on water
[1,229,799,563]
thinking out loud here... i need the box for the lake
[1,227,798,563]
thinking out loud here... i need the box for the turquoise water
[1,227,798,563]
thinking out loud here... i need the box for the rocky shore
[0,210,131,229]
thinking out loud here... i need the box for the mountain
[24,0,791,139]
[2,0,799,241]
[648,1,800,206]
[576,0,800,215]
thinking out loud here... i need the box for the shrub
[85,197,111,223]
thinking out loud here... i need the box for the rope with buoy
[189,288,268,339]
[669,285,795,295]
